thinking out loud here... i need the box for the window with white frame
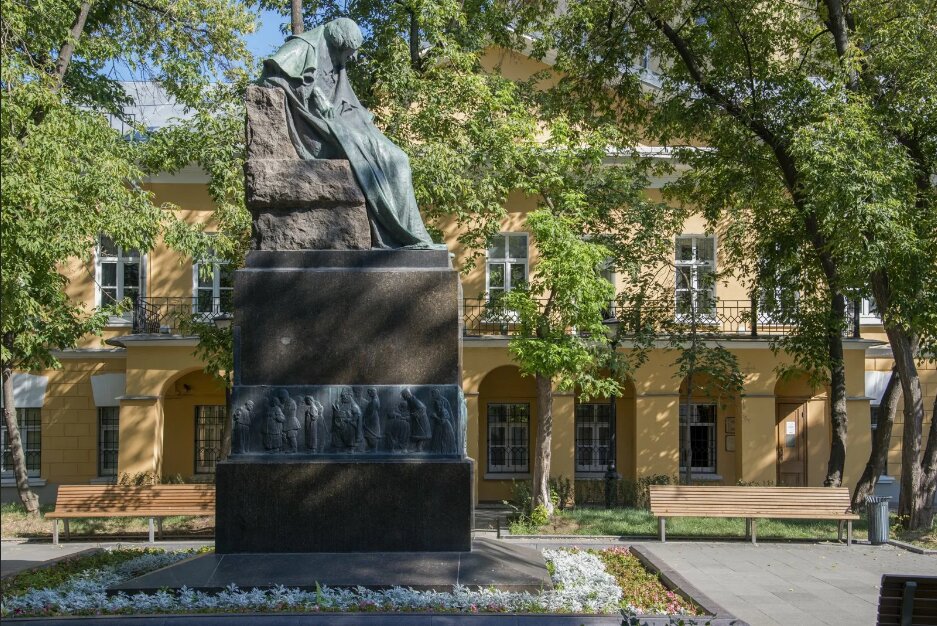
[193,249,233,316]
[194,405,226,474]
[487,403,529,474]
[575,403,612,473]
[1,408,41,476]
[98,407,119,477]
[860,298,881,322]
[675,235,716,318]
[97,235,143,315]
[679,403,717,474]
[486,233,528,302]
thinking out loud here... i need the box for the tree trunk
[824,293,848,487]
[682,369,694,486]
[408,5,421,70]
[851,366,899,510]
[290,0,303,35]
[532,373,554,515]
[918,394,937,528]
[2,364,40,516]
[52,1,92,93]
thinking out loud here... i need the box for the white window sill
[575,473,613,480]
[89,476,117,484]
[877,475,895,484]
[1,477,46,487]
[484,473,531,480]
[678,472,722,482]
[105,318,133,329]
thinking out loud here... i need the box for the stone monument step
[108,539,552,594]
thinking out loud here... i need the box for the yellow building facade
[3,55,933,507]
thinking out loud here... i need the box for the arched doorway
[161,369,226,480]
[477,365,536,502]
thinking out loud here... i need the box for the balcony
[131,296,231,335]
[130,296,862,339]
[463,297,863,339]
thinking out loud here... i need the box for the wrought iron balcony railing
[132,296,232,335]
[463,297,862,339]
[130,295,862,339]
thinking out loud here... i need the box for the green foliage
[549,476,574,510]
[0,0,255,373]
[596,547,701,616]
[116,471,186,485]
[576,474,675,510]
[0,548,165,598]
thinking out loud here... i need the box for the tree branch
[52,1,92,94]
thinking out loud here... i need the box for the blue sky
[245,7,292,60]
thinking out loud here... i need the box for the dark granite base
[234,260,460,386]
[215,458,473,553]
[109,539,552,594]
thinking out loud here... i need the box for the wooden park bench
[648,485,860,545]
[47,484,215,544]
[877,575,937,626]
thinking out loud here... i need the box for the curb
[887,539,937,555]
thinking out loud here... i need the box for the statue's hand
[319,103,335,119]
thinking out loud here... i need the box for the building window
[98,407,120,477]
[193,249,233,317]
[870,405,888,475]
[1,408,41,476]
[675,235,716,317]
[194,405,226,474]
[487,403,529,474]
[97,235,143,314]
[860,298,881,322]
[576,403,612,473]
[486,233,528,302]
[679,403,717,474]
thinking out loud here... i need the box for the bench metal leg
[901,581,917,626]
[751,519,757,545]
[847,520,853,546]
[837,520,843,542]
[745,518,752,539]
[157,517,163,540]
[658,517,667,542]
[52,520,59,545]
[148,518,155,543]
[63,520,70,541]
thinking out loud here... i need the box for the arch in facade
[161,369,226,479]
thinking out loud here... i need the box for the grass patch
[595,547,700,616]
[0,503,213,539]
[1,548,162,598]
[529,507,935,548]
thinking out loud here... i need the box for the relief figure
[279,389,301,453]
[402,389,431,452]
[430,390,457,454]
[331,387,362,451]
[303,395,325,452]
[385,400,411,452]
[264,395,286,452]
[232,400,254,454]
[362,388,382,451]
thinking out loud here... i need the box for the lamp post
[602,316,622,477]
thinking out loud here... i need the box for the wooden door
[776,402,807,486]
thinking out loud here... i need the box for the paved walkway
[0,540,213,579]
[636,541,936,626]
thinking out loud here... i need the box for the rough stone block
[215,458,474,553]
[245,85,298,160]
[246,159,370,251]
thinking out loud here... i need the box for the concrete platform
[109,538,552,594]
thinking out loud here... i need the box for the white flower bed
[2,548,622,618]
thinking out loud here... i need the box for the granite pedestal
[215,458,473,553]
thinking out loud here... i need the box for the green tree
[1,0,254,513]
[529,0,937,526]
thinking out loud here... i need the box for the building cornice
[51,348,127,359]
[105,335,200,348]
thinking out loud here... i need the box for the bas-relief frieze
[230,384,464,458]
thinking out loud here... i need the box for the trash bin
[866,496,891,545]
